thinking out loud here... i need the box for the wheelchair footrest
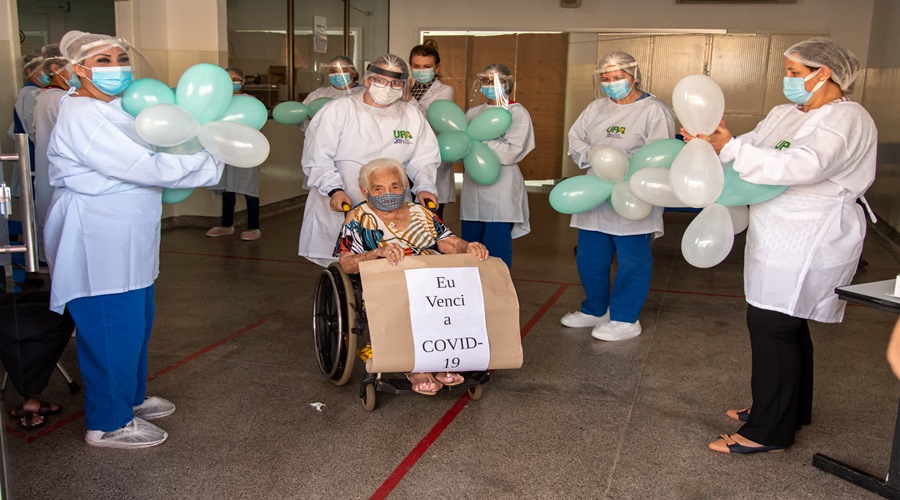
[360,371,490,398]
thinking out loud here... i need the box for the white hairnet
[364,54,409,83]
[595,51,642,87]
[23,54,44,78]
[59,30,130,65]
[784,38,860,94]
[41,43,66,76]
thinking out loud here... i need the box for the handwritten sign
[405,267,490,373]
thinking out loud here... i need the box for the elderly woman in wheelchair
[332,157,488,396]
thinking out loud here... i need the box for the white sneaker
[560,310,610,328]
[133,396,175,420]
[241,229,262,241]
[206,226,235,237]
[84,418,168,449]
[592,320,642,341]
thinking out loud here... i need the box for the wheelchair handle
[341,202,351,212]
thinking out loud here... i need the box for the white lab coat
[298,93,440,266]
[298,84,366,132]
[720,101,877,323]
[33,87,67,262]
[568,95,675,237]
[44,92,224,313]
[413,79,456,204]
[461,102,535,238]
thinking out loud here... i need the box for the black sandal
[18,413,46,431]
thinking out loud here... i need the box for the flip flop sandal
[435,372,465,387]
[9,400,62,418]
[726,408,750,422]
[405,373,442,396]
[18,412,47,431]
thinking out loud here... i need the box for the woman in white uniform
[45,31,224,449]
[33,43,79,263]
[206,67,262,241]
[8,53,46,197]
[299,53,440,267]
[298,55,366,133]
[560,52,675,342]
[687,38,877,454]
[461,63,535,269]
[409,41,455,220]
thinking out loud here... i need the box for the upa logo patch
[606,125,626,140]
[774,140,791,150]
[393,130,414,145]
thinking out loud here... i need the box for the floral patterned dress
[334,202,453,257]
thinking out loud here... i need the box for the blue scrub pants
[67,285,154,431]
[461,221,514,268]
[576,230,652,323]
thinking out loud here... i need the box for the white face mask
[368,84,403,105]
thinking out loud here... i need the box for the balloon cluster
[426,101,512,185]
[550,74,787,268]
[123,64,271,204]
[271,97,332,125]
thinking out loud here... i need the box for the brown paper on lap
[360,254,522,373]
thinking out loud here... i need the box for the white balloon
[197,121,270,168]
[628,167,688,208]
[588,145,629,183]
[672,74,726,136]
[681,203,734,268]
[726,205,749,234]
[135,104,200,147]
[670,139,724,208]
[611,181,652,220]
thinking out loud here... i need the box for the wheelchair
[312,262,489,411]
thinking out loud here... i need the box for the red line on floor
[370,284,568,499]
[5,310,285,442]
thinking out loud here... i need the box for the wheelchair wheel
[468,384,483,401]
[312,264,358,386]
[361,382,376,412]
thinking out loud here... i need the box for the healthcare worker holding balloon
[409,41,456,219]
[298,55,365,133]
[33,43,81,263]
[299,53,440,267]
[44,31,224,449]
[685,38,877,454]
[206,67,262,241]
[461,63,534,269]
[561,52,675,342]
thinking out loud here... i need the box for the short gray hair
[357,157,408,190]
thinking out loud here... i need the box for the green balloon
[273,101,310,125]
[426,100,468,135]
[549,175,616,214]
[437,131,472,162]
[625,138,686,180]
[467,107,512,141]
[716,161,787,206]
[308,97,332,116]
[463,140,501,185]
[122,78,175,118]
[175,63,234,124]
[218,94,268,130]
[161,188,194,204]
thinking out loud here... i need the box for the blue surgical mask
[329,73,351,88]
[367,191,405,212]
[38,72,51,86]
[412,69,435,84]
[66,73,82,90]
[481,85,498,100]
[232,82,242,92]
[782,69,824,104]
[601,79,630,100]
[89,66,133,96]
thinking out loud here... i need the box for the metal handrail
[0,133,39,272]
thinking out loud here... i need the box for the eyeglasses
[370,76,405,89]
[478,76,506,86]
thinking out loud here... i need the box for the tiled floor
[3,192,898,499]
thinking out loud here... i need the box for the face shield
[320,59,358,93]
[61,31,156,86]
[593,61,639,99]
[471,71,513,109]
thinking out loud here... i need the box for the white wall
[389,0,875,67]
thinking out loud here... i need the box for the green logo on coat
[774,140,791,150]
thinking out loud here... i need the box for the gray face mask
[367,191,404,212]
